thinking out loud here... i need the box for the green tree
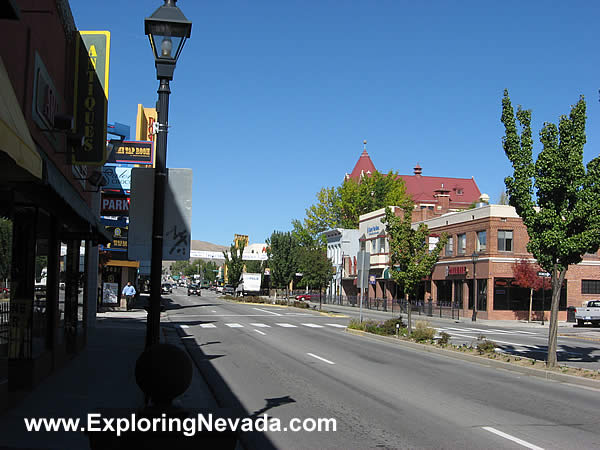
[244,259,263,274]
[501,90,600,367]
[266,231,298,298]
[301,170,411,238]
[383,207,448,332]
[223,242,245,288]
[296,246,333,309]
[0,218,12,282]
[170,260,190,277]
[498,191,510,205]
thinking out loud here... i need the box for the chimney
[414,164,422,176]
[434,183,450,213]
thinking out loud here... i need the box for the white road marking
[276,323,297,328]
[253,308,282,316]
[211,310,217,313]
[249,323,270,328]
[326,323,347,328]
[180,325,189,329]
[200,323,216,328]
[225,323,244,328]
[482,426,544,450]
[254,329,266,336]
[307,353,335,365]
[302,323,324,328]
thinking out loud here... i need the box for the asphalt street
[162,288,600,449]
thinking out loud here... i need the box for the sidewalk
[0,308,218,450]
[308,300,575,329]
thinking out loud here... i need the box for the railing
[0,301,9,345]
[318,295,462,319]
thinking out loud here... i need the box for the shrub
[476,338,496,354]
[438,332,451,346]
[411,321,436,343]
[292,301,309,309]
[379,318,405,335]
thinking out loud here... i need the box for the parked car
[161,283,172,295]
[187,284,201,296]
[575,300,600,326]
[216,286,224,293]
[223,285,235,295]
[296,294,318,302]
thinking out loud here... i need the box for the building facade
[322,228,360,302]
[0,0,110,410]
[423,205,600,320]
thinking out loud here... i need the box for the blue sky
[70,0,600,246]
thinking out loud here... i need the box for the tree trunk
[319,287,322,311]
[528,288,533,323]
[546,265,567,368]
[406,293,412,334]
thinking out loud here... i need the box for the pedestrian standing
[122,281,136,311]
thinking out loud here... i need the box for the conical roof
[348,150,376,180]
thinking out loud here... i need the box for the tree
[501,90,600,367]
[498,191,510,205]
[512,259,545,322]
[0,218,11,282]
[170,260,190,277]
[301,170,411,239]
[223,242,245,288]
[266,231,298,299]
[244,259,263,274]
[383,207,448,333]
[296,246,333,309]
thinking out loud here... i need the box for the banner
[72,31,110,165]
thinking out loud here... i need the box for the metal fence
[0,301,9,345]
[319,295,462,320]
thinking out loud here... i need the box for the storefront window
[498,230,513,252]
[435,280,452,304]
[33,236,48,357]
[57,241,66,344]
[477,231,486,252]
[453,280,463,308]
[493,278,564,311]
[468,279,487,311]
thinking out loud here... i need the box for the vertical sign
[72,31,110,165]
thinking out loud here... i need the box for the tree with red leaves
[512,259,545,322]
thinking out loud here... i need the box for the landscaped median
[346,318,600,388]
[221,295,311,309]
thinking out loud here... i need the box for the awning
[0,55,42,179]
[383,268,391,279]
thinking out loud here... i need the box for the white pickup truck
[575,300,600,326]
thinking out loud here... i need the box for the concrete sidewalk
[0,308,218,450]
[308,300,575,329]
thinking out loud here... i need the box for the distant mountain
[190,240,228,253]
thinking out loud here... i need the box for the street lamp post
[471,251,479,322]
[144,0,191,348]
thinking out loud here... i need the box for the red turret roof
[347,150,376,180]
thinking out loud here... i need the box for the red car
[295,294,318,301]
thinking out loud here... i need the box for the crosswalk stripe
[276,323,297,328]
[249,323,270,328]
[326,323,347,328]
[200,323,216,328]
[225,323,244,328]
[302,323,323,328]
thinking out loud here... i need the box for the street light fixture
[144,0,191,348]
[471,251,479,322]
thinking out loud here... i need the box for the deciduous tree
[224,241,245,288]
[266,231,298,298]
[383,207,448,332]
[512,259,545,322]
[501,90,600,367]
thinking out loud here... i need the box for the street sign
[537,271,551,277]
[357,251,370,289]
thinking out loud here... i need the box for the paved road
[163,288,600,449]
[308,301,600,370]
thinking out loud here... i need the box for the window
[582,280,600,294]
[360,240,366,251]
[379,237,386,254]
[457,233,466,255]
[445,237,454,256]
[477,231,487,252]
[498,230,513,252]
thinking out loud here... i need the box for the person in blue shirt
[122,281,136,311]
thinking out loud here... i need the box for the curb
[345,328,600,389]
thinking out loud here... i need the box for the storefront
[0,1,110,410]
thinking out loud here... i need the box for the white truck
[575,300,600,327]
[235,273,262,297]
